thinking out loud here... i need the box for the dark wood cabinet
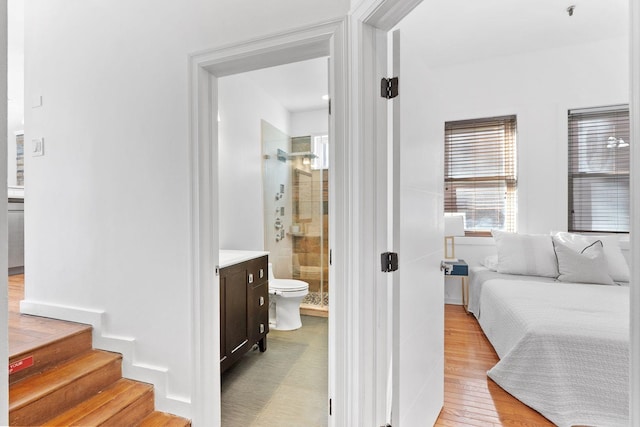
[220,254,269,373]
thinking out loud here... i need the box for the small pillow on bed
[552,238,614,285]
[492,230,559,277]
[552,231,629,282]
[481,255,499,271]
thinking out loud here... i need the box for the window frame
[567,105,630,234]
[444,115,518,236]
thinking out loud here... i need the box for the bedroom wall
[22,0,349,416]
[432,37,630,303]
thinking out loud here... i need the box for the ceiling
[411,0,629,67]
[242,57,329,114]
[240,0,629,113]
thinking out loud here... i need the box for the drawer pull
[260,323,265,334]
[259,296,265,306]
[259,268,264,279]
[248,273,254,284]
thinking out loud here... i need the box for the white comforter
[478,279,629,427]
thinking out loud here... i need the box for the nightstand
[442,259,469,313]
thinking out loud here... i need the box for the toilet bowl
[268,263,309,331]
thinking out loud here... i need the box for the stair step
[42,378,155,426]
[9,322,93,385]
[9,349,123,426]
[140,411,192,427]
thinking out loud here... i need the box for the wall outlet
[32,138,44,157]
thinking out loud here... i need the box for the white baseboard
[19,300,191,418]
[444,297,463,305]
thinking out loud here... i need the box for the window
[311,134,329,170]
[568,105,629,233]
[444,115,517,235]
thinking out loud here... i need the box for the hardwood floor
[8,276,551,426]
[436,305,553,426]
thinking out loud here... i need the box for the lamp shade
[444,214,465,237]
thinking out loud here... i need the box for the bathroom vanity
[219,250,269,373]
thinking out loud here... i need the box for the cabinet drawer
[246,255,268,286]
[248,282,269,342]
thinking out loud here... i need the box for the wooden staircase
[8,314,191,426]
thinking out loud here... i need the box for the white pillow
[492,230,559,277]
[551,231,629,282]
[552,238,614,285]
[481,255,498,271]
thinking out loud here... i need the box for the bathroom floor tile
[221,315,328,426]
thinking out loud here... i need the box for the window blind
[568,105,630,233]
[444,115,517,235]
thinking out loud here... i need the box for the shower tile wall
[292,162,329,308]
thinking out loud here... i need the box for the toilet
[268,263,309,331]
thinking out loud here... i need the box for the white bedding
[477,278,629,427]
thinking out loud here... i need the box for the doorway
[188,20,348,426]
[217,57,330,424]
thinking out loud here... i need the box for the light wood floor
[8,276,552,426]
[436,305,553,426]
[8,274,91,359]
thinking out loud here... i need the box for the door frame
[349,1,424,425]
[630,1,640,424]
[351,0,640,425]
[1,2,8,424]
[188,19,349,426]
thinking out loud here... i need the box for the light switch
[32,138,44,157]
[32,95,43,108]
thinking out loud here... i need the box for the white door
[390,26,445,426]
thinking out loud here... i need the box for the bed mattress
[477,278,629,426]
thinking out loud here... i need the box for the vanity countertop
[219,250,269,268]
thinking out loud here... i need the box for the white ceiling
[242,57,329,114]
[239,0,629,113]
[412,0,629,67]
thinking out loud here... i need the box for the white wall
[218,73,291,251]
[22,0,349,417]
[290,108,329,137]
[433,37,630,303]
[7,0,23,187]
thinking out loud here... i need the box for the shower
[262,121,329,314]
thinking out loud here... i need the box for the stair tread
[140,411,192,427]
[9,312,92,359]
[43,378,154,426]
[9,349,122,411]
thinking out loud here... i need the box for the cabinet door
[221,267,249,363]
[8,206,24,269]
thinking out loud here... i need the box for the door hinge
[215,265,220,276]
[329,249,332,266]
[329,398,332,415]
[381,77,398,99]
[381,252,399,272]
[328,98,331,115]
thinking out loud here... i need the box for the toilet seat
[270,278,308,293]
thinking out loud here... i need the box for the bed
[468,231,630,427]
